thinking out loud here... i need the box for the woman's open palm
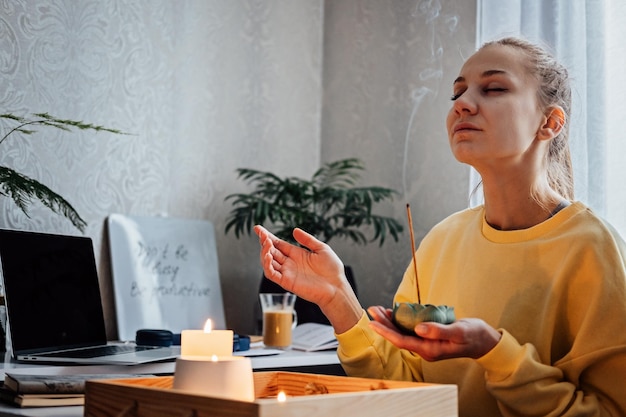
[254,225,347,308]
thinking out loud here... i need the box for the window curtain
[474,0,626,238]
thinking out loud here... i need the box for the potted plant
[224,157,404,325]
[0,112,126,232]
[225,158,403,245]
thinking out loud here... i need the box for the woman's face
[446,44,545,171]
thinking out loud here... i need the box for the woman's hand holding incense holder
[391,302,455,335]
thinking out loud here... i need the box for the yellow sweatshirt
[337,202,626,417]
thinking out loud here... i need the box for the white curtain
[474,0,626,238]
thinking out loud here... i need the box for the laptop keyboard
[38,344,158,359]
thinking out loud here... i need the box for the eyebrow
[453,69,508,85]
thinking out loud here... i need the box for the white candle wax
[180,319,233,357]
[173,356,255,402]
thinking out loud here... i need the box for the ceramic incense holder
[391,303,455,335]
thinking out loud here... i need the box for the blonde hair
[481,37,575,201]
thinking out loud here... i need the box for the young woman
[254,37,626,416]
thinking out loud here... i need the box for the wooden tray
[84,371,457,417]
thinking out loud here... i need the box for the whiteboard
[107,214,226,341]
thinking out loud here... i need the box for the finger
[253,225,268,242]
[259,229,300,260]
[258,236,274,264]
[261,251,273,271]
[257,228,274,250]
[270,257,282,272]
[367,306,393,326]
[414,321,457,341]
[367,305,385,320]
[254,224,271,238]
[258,233,288,265]
[267,243,288,265]
[369,320,411,345]
[254,225,281,246]
[292,228,327,251]
[263,253,283,280]
[370,321,455,361]
[371,307,401,332]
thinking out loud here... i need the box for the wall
[0,0,323,337]
[0,0,475,337]
[320,1,475,309]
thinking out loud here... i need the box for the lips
[453,122,481,133]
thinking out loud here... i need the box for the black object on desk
[135,329,174,347]
[135,329,250,351]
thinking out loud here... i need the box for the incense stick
[406,203,421,304]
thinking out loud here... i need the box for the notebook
[0,228,180,365]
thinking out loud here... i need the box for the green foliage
[0,113,128,232]
[0,166,87,231]
[225,158,404,246]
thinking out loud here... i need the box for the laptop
[0,228,180,365]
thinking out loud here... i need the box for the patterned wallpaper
[0,0,324,337]
[0,0,475,337]
[320,1,475,310]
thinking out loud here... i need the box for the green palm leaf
[0,166,87,232]
[0,113,129,231]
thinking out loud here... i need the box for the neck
[481,181,567,231]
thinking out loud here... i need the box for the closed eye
[450,91,464,101]
[484,87,507,94]
[450,86,507,101]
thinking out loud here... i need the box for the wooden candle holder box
[84,371,457,417]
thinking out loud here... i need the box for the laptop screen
[0,229,108,354]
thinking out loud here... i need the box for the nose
[452,91,477,115]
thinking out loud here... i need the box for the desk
[0,349,342,417]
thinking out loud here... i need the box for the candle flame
[277,391,287,402]
[211,354,218,362]
[203,319,213,333]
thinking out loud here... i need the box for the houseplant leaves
[0,113,127,232]
[224,158,404,246]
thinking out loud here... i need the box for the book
[3,373,146,395]
[291,322,338,352]
[0,386,83,408]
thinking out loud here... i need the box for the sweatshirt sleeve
[336,311,424,381]
[477,329,626,416]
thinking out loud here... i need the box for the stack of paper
[291,323,338,352]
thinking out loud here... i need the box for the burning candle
[174,319,254,402]
[173,354,255,402]
[180,319,233,357]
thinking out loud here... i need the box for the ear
[537,106,565,141]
